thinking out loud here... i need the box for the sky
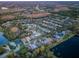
[0,0,79,1]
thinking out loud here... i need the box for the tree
[18,46,32,58]
[69,23,79,34]
[7,52,15,58]
[4,29,17,40]
[58,7,79,19]
[40,46,45,53]
[0,47,5,54]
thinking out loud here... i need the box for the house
[41,38,52,45]
[15,39,23,45]
[28,44,38,50]
[53,31,69,40]
[30,31,41,39]
[53,35,61,39]
[9,42,16,47]
[53,32,64,40]
[21,37,31,45]
[9,39,22,47]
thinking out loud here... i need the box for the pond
[0,35,8,45]
[51,35,79,58]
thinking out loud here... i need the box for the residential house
[21,36,31,45]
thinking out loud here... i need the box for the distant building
[53,5,70,12]
[21,37,31,45]
[28,44,37,50]
[1,7,8,10]
[35,4,40,11]
[53,31,69,40]
[26,12,51,18]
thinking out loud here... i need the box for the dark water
[51,35,79,58]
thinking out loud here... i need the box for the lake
[51,35,79,58]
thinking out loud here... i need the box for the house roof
[29,44,37,49]
[15,39,22,45]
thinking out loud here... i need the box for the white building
[1,7,8,10]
